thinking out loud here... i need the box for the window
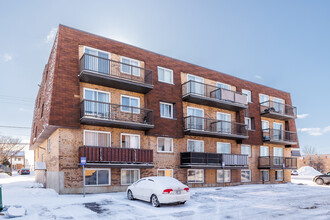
[187,169,204,183]
[85,169,110,186]
[157,169,173,177]
[217,82,231,90]
[187,140,204,152]
[84,46,110,75]
[121,57,140,76]
[121,169,140,185]
[275,170,283,181]
[260,170,269,181]
[273,97,284,113]
[121,95,140,114]
[245,117,252,130]
[158,66,173,84]
[187,74,204,95]
[261,120,269,130]
[241,170,251,182]
[242,89,252,103]
[47,138,51,153]
[187,107,204,130]
[157,137,173,152]
[241,145,251,157]
[84,130,111,147]
[160,102,173,119]
[41,103,44,118]
[217,170,231,183]
[83,88,110,118]
[259,94,269,106]
[217,112,231,133]
[260,146,269,156]
[121,134,140,149]
[217,142,231,154]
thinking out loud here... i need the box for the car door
[137,179,155,202]
[132,179,146,200]
[324,173,330,183]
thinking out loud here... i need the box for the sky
[0,0,330,154]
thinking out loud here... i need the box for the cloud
[45,27,58,43]
[3,53,13,62]
[297,113,309,119]
[254,75,262,79]
[298,126,330,136]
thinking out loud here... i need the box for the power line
[0,126,31,129]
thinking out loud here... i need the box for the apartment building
[30,25,298,194]
[11,151,25,170]
[298,154,330,173]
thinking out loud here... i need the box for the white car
[126,176,190,207]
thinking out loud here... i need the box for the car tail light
[184,187,189,192]
[162,189,173,194]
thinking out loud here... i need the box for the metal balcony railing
[262,128,297,145]
[258,156,297,169]
[260,100,297,119]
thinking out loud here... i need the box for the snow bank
[0,173,10,179]
[6,206,26,218]
[297,166,322,176]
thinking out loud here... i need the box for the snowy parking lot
[1,173,329,220]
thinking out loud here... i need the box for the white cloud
[254,75,262,79]
[297,113,309,119]
[45,27,58,43]
[298,126,330,136]
[3,53,13,62]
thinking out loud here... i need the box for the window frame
[83,130,111,147]
[187,169,204,183]
[260,170,270,182]
[245,117,252,130]
[187,139,204,152]
[157,169,173,177]
[217,169,231,183]
[241,145,251,157]
[157,66,174,84]
[241,169,251,182]
[121,169,140,185]
[120,56,141,76]
[259,94,270,106]
[84,168,111,187]
[120,133,140,149]
[160,102,174,119]
[120,95,140,114]
[242,89,252,103]
[157,137,174,153]
[261,120,270,130]
[217,142,231,154]
[83,88,111,102]
[275,170,284,181]
[217,82,231,90]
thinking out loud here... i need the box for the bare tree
[300,145,317,155]
[0,135,25,165]
[312,156,325,173]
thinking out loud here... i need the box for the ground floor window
[260,170,269,182]
[157,169,173,177]
[217,169,231,183]
[85,169,110,186]
[241,170,251,182]
[121,169,140,185]
[187,169,204,183]
[275,170,283,181]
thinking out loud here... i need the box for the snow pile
[6,206,26,218]
[297,166,322,176]
[0,173,10,179]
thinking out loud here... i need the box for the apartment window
[241,145,251,157]
[217,170,231,183]
[245,117,252,130]
[121,169,140,185]
[121,95,140,114]
[260,170,269,182]
[160,102,173,119]
[158,66,173,84]
[187,169,204,183]
[260,146,269,156]
[83,88,110,118]
[121,57,140,76]
[242,89,252,103]
[275,170,283,181]
[85,169,110,186]
[157,137,173,153]
[47,138,51,153]
[217,82,231,90]
[241,170,251,182]
[261,120,269,130]
[84,47,110,74]
[187,140,204,152]
[187,74,204,95]
[84,130,111,147]
[40,103,44,118]
[259,94,269,106]
[121,134,140,149]
[217,142,231,154]
[157,169,173,177]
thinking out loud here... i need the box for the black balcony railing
[79,54,153,93]
[182,81,248,110]
[80,100,154,129]
[181,152,248,168]
[260,100,297,119]
[258,156,297,169]
[184,116,248,139]
[262,128,297,145]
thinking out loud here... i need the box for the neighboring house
[29,25,299,194]
[298,154,330,173]
[11,151,25,170]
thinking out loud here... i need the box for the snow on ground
[1,173,330,220]
[297,166,323,176]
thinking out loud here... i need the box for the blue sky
[0,0,330,153]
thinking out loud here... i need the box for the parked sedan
[18,168,30,175]
[313,172,330,185]
[291,170,298,175]
[126,176,190,207]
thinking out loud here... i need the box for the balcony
[262,128,297,145]
[182,81,248,111]
[258,156,297,169]
[260,100,297,120]
[80,100,154,130]
[180,152,248,169]
[184,116,248,140]
[79,146,153,168]
[79,54,153,93]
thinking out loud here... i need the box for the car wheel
[316,178,324,185]
[151,194,160,207]
[127,190,134,200]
